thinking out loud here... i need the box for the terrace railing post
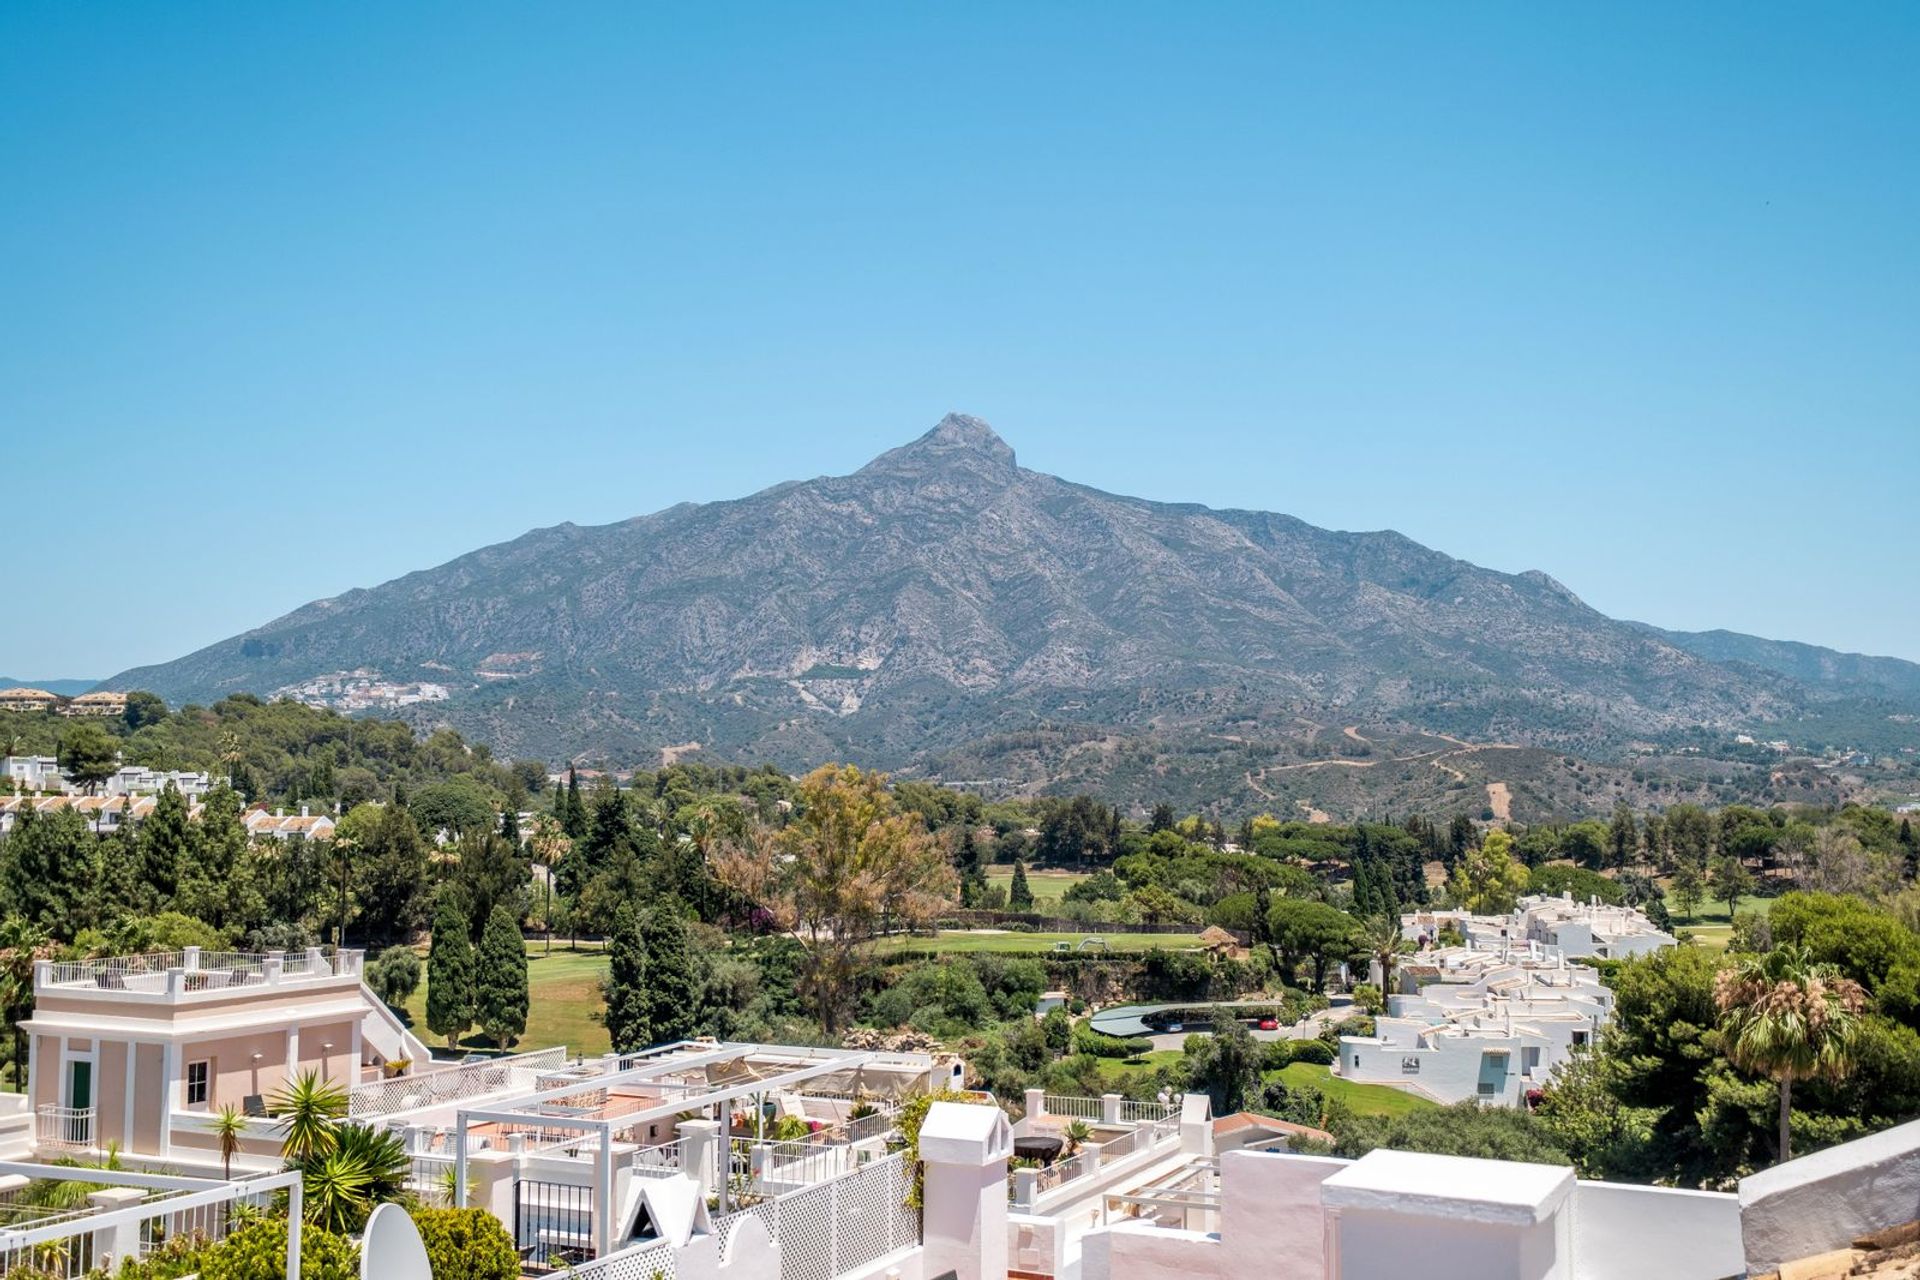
[454,1114,470,1209]
[596,1124,615,1261]
[287,1180,303,1280]
[1101,1093,1122,1126]
[85,1186,144,1269]
[183,946,201,973]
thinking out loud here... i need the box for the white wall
[1739,1116,1920,1274]
[1331,1208,1568,1280]
[1568,1182,1741,1280]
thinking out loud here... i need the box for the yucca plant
[298,1122,411,1233]
[1062,1119,1093,1155]
[270,1069,348,1162]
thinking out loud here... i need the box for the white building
[1402,892,1673,963]
[1,754,62,792]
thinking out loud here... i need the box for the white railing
[1119,1099,1179,1123]
[42,952,187,987]
[558,1151,917,1280]
[349,1044,570,1118]
[0,1166,300,1280]
[36,1106,94,1151]
[36,948,362,996]
[631,1140,682,1178]
[1040,1095,1104,1120]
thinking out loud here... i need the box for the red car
[1256,1017,1279,1031]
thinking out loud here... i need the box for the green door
[65,1060,93,1146]
[67,1060,91,1110]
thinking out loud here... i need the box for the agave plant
[298,1122,411,1233]
[270,1068,348,1162]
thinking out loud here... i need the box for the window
[186,1060,210,1107]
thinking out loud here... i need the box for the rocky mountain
[1628,623,1920,703]
[102,416,1914,815]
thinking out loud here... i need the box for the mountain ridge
[100,415,1915,814]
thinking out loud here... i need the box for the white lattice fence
[562,1153,917,1280]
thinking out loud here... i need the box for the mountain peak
[859,414,1017,478]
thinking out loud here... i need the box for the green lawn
[873,930,1209,955]
[401,943,611,1057]
[1090,1052,1434,1119]
[1265,1062,1435,1118]
[985,867,1091,907]
[1664,890,1775,951]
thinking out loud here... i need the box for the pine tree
[425,891,476,1049]
[474,904,530,1049]
[1009,859,1034,911]
[563,767,587,839]
[139,783,192,907]
[639,903,698,1044]
[602,906,650,1052]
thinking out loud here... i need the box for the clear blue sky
[4,3,1917,678]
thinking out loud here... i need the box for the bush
[197,1218,359,1280]
[412,1206,520,1280]
[1073,1026,1152,1059]
[1285,1039,1335,1066]
[368,946,423,1007]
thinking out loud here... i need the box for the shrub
[197,1218,359,1280]
[1285,1039,1335,1066]
[411,1206,519,1280]
[1072,1026,1151,1059]
[367,946,423,1007]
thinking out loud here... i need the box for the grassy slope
[402,943,612,1057]
[983,867,1091,907]
[1662,889,1775,951]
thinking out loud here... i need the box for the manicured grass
[984,867,1091,907]
[1089,1052,1434,1118]
[401,943,611,1058]
[872,931,1209,955]
[1265,1062,1436,1118]
[1663,891,1775,951]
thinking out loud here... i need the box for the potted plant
[382,1058,411,1079]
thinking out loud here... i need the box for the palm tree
[210,1103,248,1180]
[269,1069,348,1162]
[1062,1119,1093,1156]
[1715,944,1868,1162]
[1357,913,1414,995]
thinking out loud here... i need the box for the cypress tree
[1009,859,1034,911]
[426,891,476,1049]
[563,767,586,839]
[139,783,192,907]
[474,904,529,1049]
[602,906,650,1052]
[639,902,699,1044]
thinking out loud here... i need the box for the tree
[1009,859,1034,911]
[426,892,476,1049]
[270,1068,348,1161]
[1182,1022,1263,1113]
[1715,944,1868,1162]
[1268,898,1358,992]
[356,803,431,946]
[1608,804,1638,870]
[121,689,168,730]
[639,903,698,1044]
[1357,913,1413,994]
[602,906,650,1052]
[1448,829,1528,914]
[57,723,119,795]
[367,946,423,1009]
[137,783,193,906]
[473,904,529,1049]
[1709,853,1754,921]
[712,764,956,1033]
[211,1103,247,1180]
[1671,860,1706,924]
[0,917,51,1088]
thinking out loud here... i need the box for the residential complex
[0,690,125,717]
[1401,893,1675,962]
[0,755,213,799]
[0,942,1914,1279]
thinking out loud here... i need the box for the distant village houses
[0,687,126,717]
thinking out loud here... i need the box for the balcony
[33,947,364,1002]
[37,1105,94,1151]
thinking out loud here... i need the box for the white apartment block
[1339,953,1612,1106]
[0,755,213,799]
[1402,892,1674,963]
